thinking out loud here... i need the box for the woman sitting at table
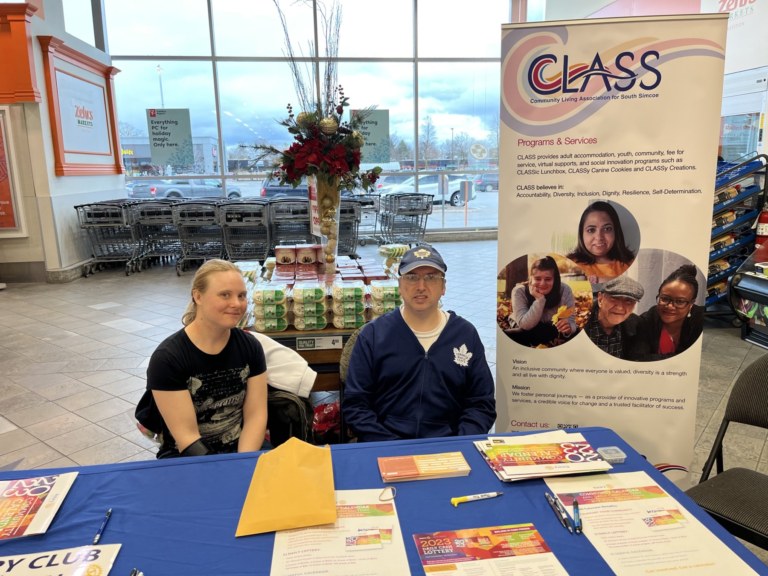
[147,259,268,458]
[628,264,704,361]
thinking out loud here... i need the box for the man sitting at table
[342,244,496,442]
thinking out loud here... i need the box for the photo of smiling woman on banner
[497,254,592,349]
[565,200,640,285]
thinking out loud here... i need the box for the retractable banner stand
[496,15,728,482]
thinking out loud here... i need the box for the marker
[573,499,582,534]
[545,492,572,533]
[450,491,503,507]
[93,508,112,545]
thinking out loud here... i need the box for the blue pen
[573,498,582,534]
[93,508,112,545]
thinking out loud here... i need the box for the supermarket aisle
[0,241,765,562]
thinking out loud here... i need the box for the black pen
[93,508,112,545]
[545,492,572,533]
[553,496,574,534]
[573,498,582,534]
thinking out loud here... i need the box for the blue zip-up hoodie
[342,309,496,442]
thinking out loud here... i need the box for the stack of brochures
[474,430,612,482]
[377,451,471,482]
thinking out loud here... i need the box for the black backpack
[135,386,314,448]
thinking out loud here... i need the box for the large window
[105,0,510,231]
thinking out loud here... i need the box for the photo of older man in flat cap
[585,275,645,359]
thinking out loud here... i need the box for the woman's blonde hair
[182,259,242,326]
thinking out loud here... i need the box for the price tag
[296,336,343,350]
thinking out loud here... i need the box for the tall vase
[312,173,342,281]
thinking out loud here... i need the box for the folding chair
[338,327,363,443]
[685,353,768,550]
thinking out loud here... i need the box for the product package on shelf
[235,261,262,283]
[378,243,409,276]
[250,283,290,332]
[369,278,402,319]
[330,279,367,329]
[274,244,297,265]
[289,280,329,331]
[262,256,277,281]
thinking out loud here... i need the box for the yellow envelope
[235,437,337,536]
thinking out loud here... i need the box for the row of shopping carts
[74,197,367,276]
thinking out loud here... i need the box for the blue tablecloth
[0,427,765,575]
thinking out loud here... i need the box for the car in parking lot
[473,172,499,192]
[127,178,242,199]
[378,174,476,206]
[374,173,414,192]
[260,177,366,199]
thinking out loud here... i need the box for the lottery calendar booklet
[474,430,611,482]
[0,472,78,540]
[270,488,409,576]
[413,523,568,575]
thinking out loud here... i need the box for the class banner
[496,15,728,481]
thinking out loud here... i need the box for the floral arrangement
[257,86,381,192]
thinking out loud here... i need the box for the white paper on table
[412,523,568,576]
[545,471,760,575]
[0,544,121,576]
[270,489,409,576]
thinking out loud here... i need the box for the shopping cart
[268,198,314,254]
[338,199,362,257]
[219,199,270,262]
[378,193,433,245]
[357,194,379,246]
[131,199,182,270]
[171,200,224,275]
[75,199,142,276]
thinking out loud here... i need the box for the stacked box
[292,281,328,331]
[330,280,366,329]
[369,279,402,319]
[252,284,289,332]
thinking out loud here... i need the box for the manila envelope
[235,437,336,536]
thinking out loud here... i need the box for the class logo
[528,51,662,96]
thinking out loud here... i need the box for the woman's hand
[529,284,546,300]
[555,318,572,336]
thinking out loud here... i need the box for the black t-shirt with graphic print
[147,328,266,455]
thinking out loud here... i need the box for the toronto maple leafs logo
[453,344,472,367]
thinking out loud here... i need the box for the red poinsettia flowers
[256,86,381,192]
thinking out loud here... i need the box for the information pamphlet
[545,471,761,575]
[413,523,568,575]
[0,544,121,576]
[270,488,410,575]
[377,451,471,482]
[474,431,611,482]
[0,472,78,540]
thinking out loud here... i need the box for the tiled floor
[0,240,766,563]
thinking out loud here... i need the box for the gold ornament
[319,117,339,135]
[349,131,364,149]
[296,111,312,127]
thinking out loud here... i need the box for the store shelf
[709,231,756,261]
[711,209,760,238]
[706,154,767,324]
[713,183,761,214]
